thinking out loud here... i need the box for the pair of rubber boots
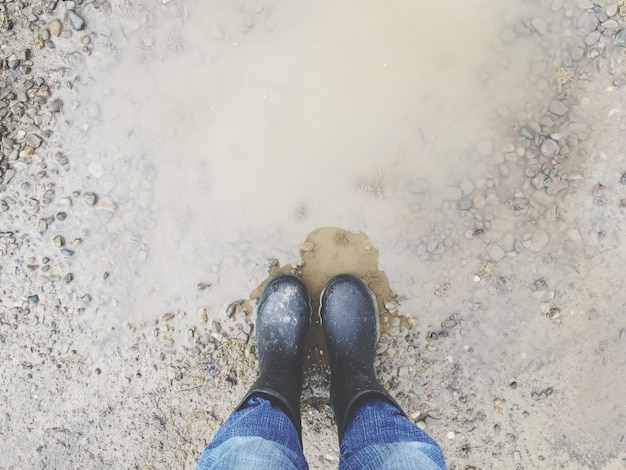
[235,273,406,443]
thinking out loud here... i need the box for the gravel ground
[1,0,625,469]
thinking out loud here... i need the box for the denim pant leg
[197,396,309,470]
[339,397,448,470]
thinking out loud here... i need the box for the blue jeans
[197,396,447,470]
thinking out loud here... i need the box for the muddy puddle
[245,227,411,362]
[53,0,562,339]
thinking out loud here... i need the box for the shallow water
[55,0,558,332]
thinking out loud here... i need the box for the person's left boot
[235,273,311,440]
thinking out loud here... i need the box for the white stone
[606,4,618,16]
[531,18,548,35]
[546,180,568,195]
[487,243,505,260]
[96,197,117,212]
[473,194,486,209]
[486,193,500,205]
[549,100,568,116]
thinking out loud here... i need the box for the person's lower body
[197,274,311,470]
[196,273,448,470]
[196,395,308,470]
[197,395,446,470]
[339,397,446,470]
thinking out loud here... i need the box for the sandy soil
[1,0,625,469]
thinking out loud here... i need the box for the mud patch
[247,226,412,365]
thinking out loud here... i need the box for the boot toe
[319,274,379,347]
[257,274,311,355]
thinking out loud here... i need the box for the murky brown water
[56,0,555,331]
[246,226,412,363]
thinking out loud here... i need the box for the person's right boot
[234,273,310,443]
[320,273,407,442]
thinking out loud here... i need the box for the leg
[319,274,448,469]
[197,395,308,470]
[339,397,446,470]
[197,274,312,469]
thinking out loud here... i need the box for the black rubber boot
[235,274,311,442]
[320,273,407,442]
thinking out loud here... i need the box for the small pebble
[549,100,568,116]
[569,45,585,61]
[487,243,505,260]
[3,169,16,185]
[585,30,601,46]
[592,183,606,198]
[49,19,62,37]
[7,54,20,69]
[50,99,63,113]
[540,138,559,157]
[588,48,600,60]
[459,198,473,210]
[615,29,626,47]
[55,152,69,165]
[68,10,86,31]
[531,18,548,35]
[83,192,98,206]
[486,193,500,205]
[25,134,43,148]
[473,194,486,210]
